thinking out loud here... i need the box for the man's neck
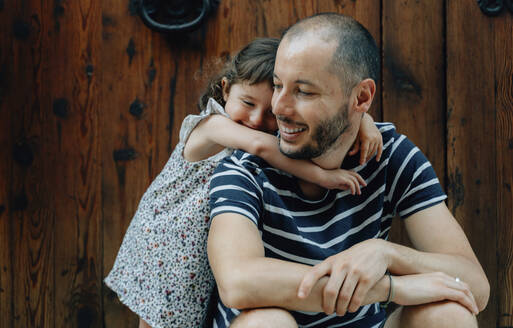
[299,132,356,199]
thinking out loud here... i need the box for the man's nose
[272,89,292,117]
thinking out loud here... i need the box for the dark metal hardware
[477,0,513,16]
[506,0,513,13]
[139,0,220,33]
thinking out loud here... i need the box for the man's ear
[221,77,230,102]
[352,79,376,113]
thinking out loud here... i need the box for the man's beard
[279,103,351,160]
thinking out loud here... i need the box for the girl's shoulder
[178,98,229,144]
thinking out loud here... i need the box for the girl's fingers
[298,262,331,299]
[376,142,383,162]
[344,178,356,195]
[351,172,366,187]
[359,141,369,164]
[367,143,376,161]
[354,177,361,195]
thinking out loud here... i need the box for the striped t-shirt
[208,123,447,327]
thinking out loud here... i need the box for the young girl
[104,37,383,328]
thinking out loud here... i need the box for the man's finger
[323,270,347,314]
[447,289,479,315]
[347,279,371,313]
[447,279,478,314]
[298,262,331,299]
[335,273,358,316]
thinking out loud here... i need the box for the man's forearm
[385,240,489,310]
[215,256,389,312]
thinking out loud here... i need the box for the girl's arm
[348,113,383,165]
[184,114,365,193]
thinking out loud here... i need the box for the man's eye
[298,89,313,96]
[273,83,282,90]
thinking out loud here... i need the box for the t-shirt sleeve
[385,132,447,219]
[209,153,263,226]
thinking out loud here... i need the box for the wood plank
[5,0,57,326]
[0,1,13,325]
[494,12,513,328]
[382,1,445,247]
[100,1,170,326]
[42,1,104,327]
[446,2,497,326]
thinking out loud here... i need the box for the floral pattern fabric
[105,99,232,328]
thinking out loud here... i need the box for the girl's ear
[221,77,230,102]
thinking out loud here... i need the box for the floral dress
[105,99,232,327]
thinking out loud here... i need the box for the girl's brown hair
[198,37,279,111]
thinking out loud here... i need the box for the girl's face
[222,79,277,134]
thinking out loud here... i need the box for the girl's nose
[248,109,264,130]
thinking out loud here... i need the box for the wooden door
[0,1,511,327]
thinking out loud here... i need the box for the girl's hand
[319,169,366,194]
[348,113,383,165]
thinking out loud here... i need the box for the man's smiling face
[271,34,355,160]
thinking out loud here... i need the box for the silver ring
[455,277,461,283]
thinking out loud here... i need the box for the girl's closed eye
[242,99,254,107]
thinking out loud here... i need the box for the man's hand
[297,239,389,316]
[392,272,479,315]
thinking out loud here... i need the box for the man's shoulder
[217,150,271,172]
[375,122,398,142]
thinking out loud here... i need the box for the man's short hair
[282,13,380,94]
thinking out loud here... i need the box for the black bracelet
[379,271,394,309]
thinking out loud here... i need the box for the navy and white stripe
[208,123,446,327]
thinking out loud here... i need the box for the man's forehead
[279,32,335,54]
[274,36,336,77]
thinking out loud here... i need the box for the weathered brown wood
[495,11,513,328]
[100,1,167,326]
[0,1,13,326]
[41,1,104,327]
[5,1,58,327]
[446,2,498,326]
[2,1,513,327]
[382,1,445,248]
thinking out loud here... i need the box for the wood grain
[0,0,13,325]
[382,1,445,248]
[495,10,513,327]
[100,1,164,326]
[0,1,512,327]
[7,0,57,327]
[446,2,498,326]
[42,1,103,327]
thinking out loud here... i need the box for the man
[207,13,489,328]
